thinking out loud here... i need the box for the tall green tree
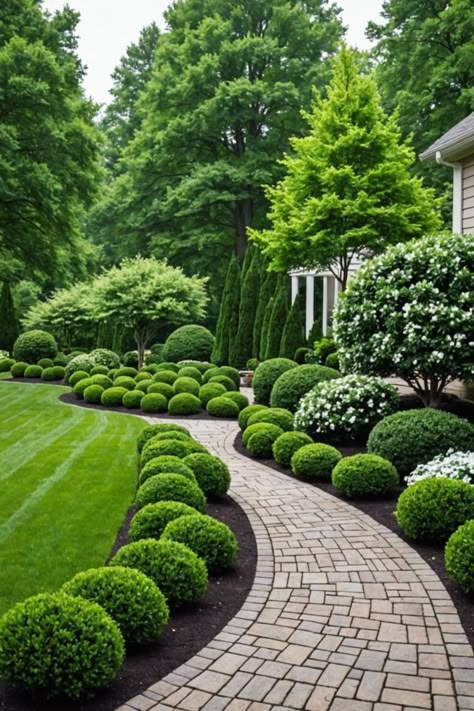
[260,296,274,361]
[231,253,260,368]
[265,275,289,359]
[212,253,239,365]
[368,0,474,218]
[0,282,19,353]
[253,269,277,359]
[280,297,305,359]
[227,260,241,368]
[251,47,442,288]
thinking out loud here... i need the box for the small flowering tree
[334,233,474,407]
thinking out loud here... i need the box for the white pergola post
[305,275,314,338]
[322,276,328,336]
[291,275,299,304]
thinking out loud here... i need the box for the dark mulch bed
[0,477,257,711]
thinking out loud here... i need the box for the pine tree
[227,260,241,367]
[0,282,19,354]
[231,254,260,368]
[254,270,277,359]
[212,254,239,365]
[280,297,305,359]
[265,275,289,359]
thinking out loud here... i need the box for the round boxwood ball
[199,382,227,406]
[153,370,178,385]
[247,407,294,432]
[123,390,144,409]
[163,325,215,363]
[149,431,192,444]
[101,386,128,407]
[134,380,150,394]
[141,393,168,413]
[113,375,136,391]
[242,422,283,447]
[0,592,124,700]
[163,514,238,571]
[396,477,474,542]
[11,361,28,377]
[91,374,113,389]
[178,366,202,383]
[38,357,54,368]
[368,409,474,478]
[202,367,220,383]
[90,365,109,376]
[110,539,208,607]
[208,375,237,391]
[183,453,231,497]
[129,501,198,541]
[445,520,474,594]
[136,371,153,382]
[272,431,313,467]
[84,384,104,404]
[90,348,121,370]
[148,382,173,399]
[222,391,249,411]
[216,366,240,387]
[41,366,60,381]
[332,454,399,498]
[24,364,43,379]
[62,566,168,646]
[52,365,65,380]
[136,473,206,512]
[245,424,285,458]
[238,404,268,430]
[13,330,58,364]
[115,367,138,378]
[141,437,206,465]
[137,424,191,453]
[139,457,196,487]
[168,393,202,416]
[73,377,94,398]
[253,358,298,405]
[270,364,340,412]
[156,362,180,372]
[207,396,240,418]
[69,370,90,387]
[0,357,14,372]
[291,443,342,480]
[173,376,200,397]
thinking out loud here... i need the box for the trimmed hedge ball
[163,325,215,363]
[396,477,474,542]
[208,375,237,391]
[0,357,14,372]
[101,386,128,407]
[13,330,58,364]
[24,364,43,379]
[73,377,94,398]
[168,393,202,416]
[84,384,104,404]
[216,366,240,387]
[368,409,474,478]
[62,566,168,646]
[207,396,240,418]
[291,443,342,480]
[445,520,474,594]
[141,437,206,465]
[53,353,68,366]
[135,371,153,382]
[139,456,196,487]
[53,365,65,380]
[202,367,220,383]
[246,423,285,458]
[238,404,268,430]
[41,366,61,381]
[137,424,191,453]
[90,365,109,376]
[252,358,298,405]
[134,380,150,394]
[173,376,200,397]
[38,357,54,368]
[68,370,90,387]
[141,393,168,413]
[178,366,202,383]
[332,454,399,498]
[110,539,208,607]
[147,382,174,399]
[247,407,294,432]
[178,360,214,374]
[64,354,96,380]
[163,514,238,571]
[129,501,198,541]
[90,348,121,369]
[222,391,249,411]
[135,473,206,512]
[242,422,282,447]
[11,361,28,377]
[122,390,144,409]
[113,376,136,391]
[183,453,231,497]
[270,363,340,412]
[156,362,180,372]
[115,367,138,378]
[108,368,118,379]
[272,431,313,467]
[90,374,113,389]
[149,431,191,444]
[153,370,178,385]
[199,382,227,407]
[0,592,124,700]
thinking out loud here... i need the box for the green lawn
[0,381,144,614]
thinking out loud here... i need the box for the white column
[305,275,314,338]
[322,276,328,336]
[291,275,298,304]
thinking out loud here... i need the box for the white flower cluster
[406,449,474,486]
[294,374,399,441]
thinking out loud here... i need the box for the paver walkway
[120,418,474,711]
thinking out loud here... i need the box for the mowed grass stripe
[0,382,144,615]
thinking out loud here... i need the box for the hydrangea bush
[406,450,474,486]
[294,375,399,441]
[334,233,474,407]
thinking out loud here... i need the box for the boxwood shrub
[270,364,340,412]
[148,431,191,444]
[135,473,206,511]
[90,374,113,389]
[101,386,128,408]
[178,366,202,383]
[272,431,313,467]
[41,366,62,381]
[208,375,237,391]
[134,380,150,394]
[291,443,342,480]
[247,407,294,432]
[156,362,180,373]
[216,366,240,387]
[84,384,104,404]
[445,521,474,594]
[24,365,43,379]
[202,367,220,383]
[141,393,168,413]
[207,396,240,418]
[173,376,200,397]
[90,348,121,369]
[238,404,268,431]
[135,371,153,382]
[52,365,66,380]
[252,358,298,405]
[222,391,249,411]
[113,376,136,391]
[13,330,58,364]
[162,514,238,571]
[111,539,208,607]
[199,382,227,406]
[368,409,474,478]
[396,477,474,542]
[141,437,206,465]
[69,370,90,387]
[90,365,109,376]
[147,382,174,399]
[129,502,198,541]
[38,357,54,368]
[137,424,191,453]
[0,357,14,372]
[0,592,124,700]
[163,325,215,363]
[62,566,169,646]
[153,370,178,386]
[139,456,196,487]
[183,453,231,497]
[11,361,28,377]
[65,354,96,380]
[332,454,399,498]
[115,367,138,378]
[168,393,202,416]
[73,377,94,398]
[245,423,284,458]
[122,390,144,409]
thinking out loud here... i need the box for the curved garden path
[120,417,474,711]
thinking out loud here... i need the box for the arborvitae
[231,253,260,368]
[254,270,277,359]
[97,321,115,349]
[212,254,239,365]
[227,259,241,367]
[265,275,289,359]
[112,324,124,354]
[260,296,274,360]
[307,319,323,348]
[280,297,305,359]
[0,282,19,354]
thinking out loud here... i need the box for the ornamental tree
[333,233,474,408]
[92,257,208,367]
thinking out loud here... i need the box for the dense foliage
[13,330,57,364]
[332,454,399,498]
[270,364,340,413]
[163,325,214,363]
[253,358,298,405]
[406,450,474,487]
[129,501,198,541]
[135,473,206,512]
[445,521,474,594]
[162,514,238,571]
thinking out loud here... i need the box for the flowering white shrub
[294,375,399,441]
[333,233,474,408]
[406,450,474,486]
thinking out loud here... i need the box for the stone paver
[120,417,474,711]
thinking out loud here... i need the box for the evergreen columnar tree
[253,270,277,359]
[280,297,305,360]
[265,275,289,359]
[92,257,208,367]
[227,260,241,368]
[0,282,19,353]
[232,254,260,368]
[260,296,275,360]
[212,254,239,365]
[250,47,441,289]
